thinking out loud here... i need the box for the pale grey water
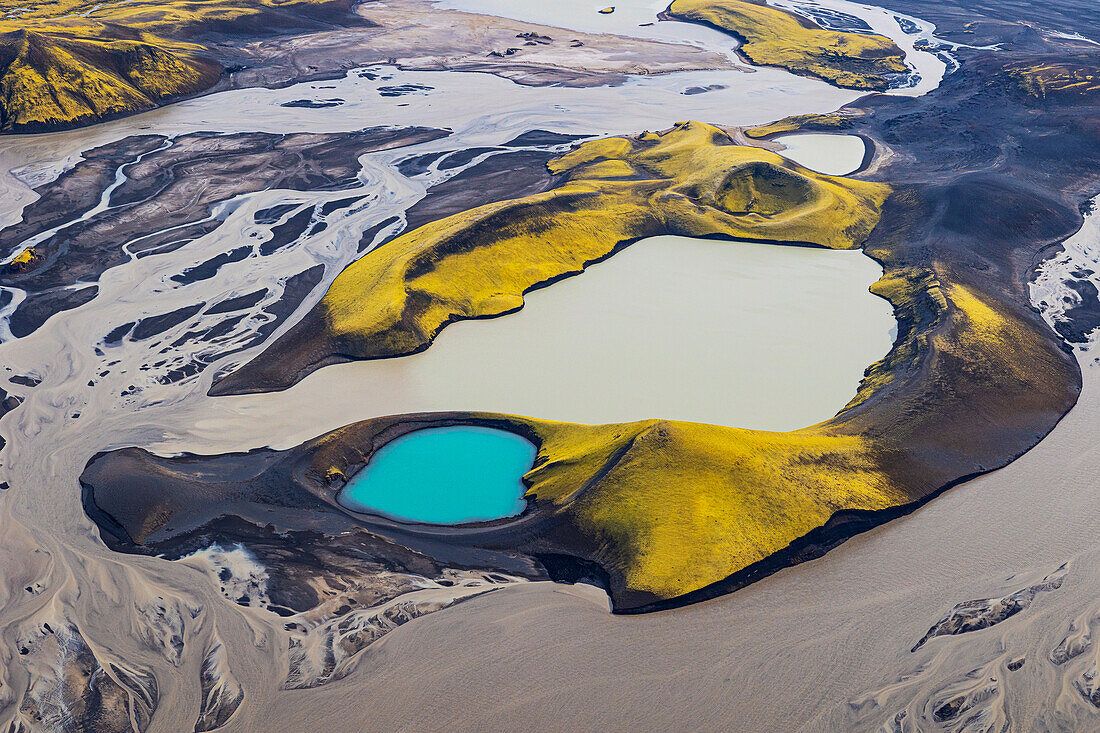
[187,235,893,449]
[773,132,867,175]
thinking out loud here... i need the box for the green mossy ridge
[744,111,863,139]
[667,0,908,91]
[0,0,355,132]
[0,29,219,132]
[319,121,891,361]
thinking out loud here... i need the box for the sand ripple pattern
[912,565,1067,652]
[284,571,524,690]
[849,566,1071,732]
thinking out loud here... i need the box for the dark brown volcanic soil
[867,0,1100,47]
[80,429,550,616]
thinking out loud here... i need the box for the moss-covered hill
[667,0,909,91]
[198,117,1077,611]
[0,28,219,132]
[0,0,356,132]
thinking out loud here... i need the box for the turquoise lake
[336,426,538,524]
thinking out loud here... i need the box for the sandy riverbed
[221,350,1100,731]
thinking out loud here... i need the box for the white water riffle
[1031,194,1100,347]
[184,236,895,450]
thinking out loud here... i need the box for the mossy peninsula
[666,0,909,91]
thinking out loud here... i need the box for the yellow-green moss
[0,29,219,131]
[668,0,908,91]
[321,121,892,360]
[1,0,345,36]
[0,0,350,131]
[937,279,1053,389]
[1005,62,1100,99]
[744,111,861,139]
[516,417,901,597]
[308,412,903,601]
[7,246,42,273]
[310,260,1063,602]
[10,247,37,266]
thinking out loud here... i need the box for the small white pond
[773,133,867,175]
[201,235,895,442]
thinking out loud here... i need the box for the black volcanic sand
[868,0,1100,48]
[80,419,550,617]
[399,146,564,235]
[221,264,326,364]
[0,126,448,336]
[1056,279,1100,343]
[84,12,1100,612]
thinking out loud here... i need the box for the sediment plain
[0,0,1097,730]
